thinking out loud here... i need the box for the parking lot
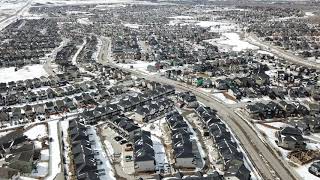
[100,124,135,178]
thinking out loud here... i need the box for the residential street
[105,60,301,180]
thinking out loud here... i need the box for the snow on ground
[184,117,206,169]
[168,17,237,33]
[32,0,158,5]
[31,162,48,177]
[77,17,92,25]
[88,126,116,180]
[168,16,194,26]
[118,60,156,75]
[265,69,278,78]
[0,130,13,137]
[24,124,48,140]
[151,135,169,170]
[196,21,237,33]
[45,120,61,180]
[142,118,165,137]
[168,16,194,20]
[21,176,37,180]
[307,142,320,151]
[59,119,71,176]
[92,36,102,62]
[72,38,86,65]
[305,12,315,17]
[257,50,274,56]
[0,64,48,83]
[218,33,259,51]
[124,23,141,29]
[212,92,236,104]
[41,149,50,161]
[105,140,115,157]
[255,123,290,159]
[295,162,320,180]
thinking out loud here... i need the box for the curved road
[148,74,299,180]
[103,64,300,180]
[97,34,301,180]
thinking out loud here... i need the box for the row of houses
[1,93,96,124]
[105,115,140,141]
[245,101,319,120]
[68,119,104,180]
[133,130,155,172]
[134,98,174,122]
[195,105,251,180]
[165,111,197,169]
[0,75,67,94]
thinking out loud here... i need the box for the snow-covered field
[0,64,48,83]
[218,33,259,51]
[124,23,141,29]
[118,60,156,75]
[24,124,48,140]
[197,21,237,33]
[205,32,258,52]
[168,16,237,33]
[77,17,92,25]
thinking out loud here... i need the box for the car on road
[125,155,132,162]
[114,136,123,141]
[120,139,127,145]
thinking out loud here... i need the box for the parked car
[114,136,123,141]
[125,155,132,162]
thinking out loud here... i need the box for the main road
[98,36,300,180]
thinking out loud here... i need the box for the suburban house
[171,129,196,169]
[276,127,306,150]
[224,159,251,180]
[133,131,155,172]
[177,91,198,108]
[309,161,320,177]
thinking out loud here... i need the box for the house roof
[280,127,303,136]
[134,144,155,162]
[225,159,251,180]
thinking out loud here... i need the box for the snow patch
[218,33,259,52]
[0,64,48,83]
[24,124,48,140]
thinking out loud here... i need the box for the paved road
[101,60,300,180]
[245,33,320,70]
[149,75,299,180]
[92,34,302,180]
